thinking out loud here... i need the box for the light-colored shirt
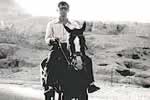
[45,18,79,45]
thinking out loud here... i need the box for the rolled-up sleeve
[45,22,54,45]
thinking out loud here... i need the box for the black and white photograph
[0,0,150,100]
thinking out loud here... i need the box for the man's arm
[45,22,55,45]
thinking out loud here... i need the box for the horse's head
[64,22,86,36]
[63,22,87,57]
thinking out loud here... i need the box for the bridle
[69,34,88,57]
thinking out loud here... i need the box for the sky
[15,0,150,22]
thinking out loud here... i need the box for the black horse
[41,22,91,100]
[62,22,90,100]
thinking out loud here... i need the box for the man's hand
[50,38,56,42]
[49,38,60,46]
[49,38,57,46]
[55,38,60,42]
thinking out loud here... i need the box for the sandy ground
[0,80,150,100]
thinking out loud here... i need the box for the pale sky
[15,0,150,22]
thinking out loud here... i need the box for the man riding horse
[42,1,100,99]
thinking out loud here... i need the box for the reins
[57,40,70,65]
[56,40,79,70]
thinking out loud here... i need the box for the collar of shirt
[53,18,71,24]
[51,18,80,29]
[54,18,79,28]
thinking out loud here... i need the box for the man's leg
[45,50,56,86]
[46,49,65,93]
[83,55,100,93]
[42,50,58,99]
[86,57,94,83]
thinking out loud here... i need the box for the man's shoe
[88,84,100,93]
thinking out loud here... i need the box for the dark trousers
[82,55,95,84]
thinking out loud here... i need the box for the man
[44,1,99,96]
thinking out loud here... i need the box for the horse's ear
[81,21,86,31]
[63,24,72,33]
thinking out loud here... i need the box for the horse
[41,22,91,100]
[61,22,90,100]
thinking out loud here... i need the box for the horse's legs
[44,92,55,100]
[78,89,88,100]
[44,89,55,100]
[74,97,79,100]
[44,93,50,100]
[79,94,88,100]
[58,93,63,100]
[53,92,55,100]
[63,94,72,100]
